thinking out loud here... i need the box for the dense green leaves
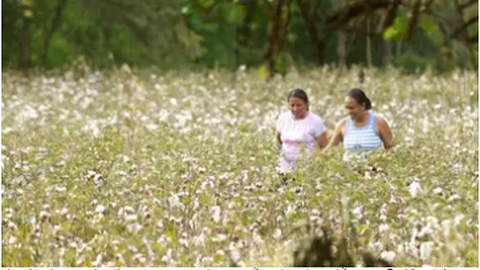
[383,16,409,41]
[2,0,477,72]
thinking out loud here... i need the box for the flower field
[2,67,478,266]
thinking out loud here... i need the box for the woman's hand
[322,119,346,154]
[316,132,328,152]
[274,131,282,153]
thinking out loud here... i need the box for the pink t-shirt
[277,111,326,172]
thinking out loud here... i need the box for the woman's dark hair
[287,88,309,110]
[347,88,372,110]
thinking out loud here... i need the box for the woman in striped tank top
[324,88,393,162]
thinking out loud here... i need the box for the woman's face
[344,96,365,120]
[288,97,308,119]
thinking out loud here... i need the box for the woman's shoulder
[371,112,388,124]
[277,111,292,124]
[335,117,348,129]
[307,112,325,123]
[278,111,291,119]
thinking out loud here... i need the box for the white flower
[379,223,389,232]
[161,249,174,264]
[40,210,50,219]
[168,193,185,211]
[55,185,66,192]
[126,223,143,233]
[193,233,205,246]
[132,253,146,264]
[420,241,434,262]
[441,220,452,238]
[212,234,227,242]
[253,231,264,245]
[210,206,221,223]
[369,241,382,251]
[273,229,282,239]
[408,181,422,198]
[124,214,138,222]
[8,236,17,245]
[448,194,460,201]
[92,253,103,267]
[380,250,396,263]
[146,124,158,131]
[60,207,68,215]
[178,238,189,247]
[75,258,84,266]
[433,187,443,194]
[351,206,363,219]
[201,256,213,262]
[285,205,295,217]
[6,221,18,230]
[95,205,106,213]
[156,219,164,230]
[454,214,464,225]
[418,225,431,238]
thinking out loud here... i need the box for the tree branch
[297,0,323,65]
[469,33,478,43]
[452,0,477,68]
[321,0,391,32]
[203,0,220,20]
[460,0,478,10]
[264,0,288,78]
[403,0,421,43]
[42,0,68,65]
[378,0,401,33]
[263,0,273,11]
[444,15,478,44]
[311,0,322,21]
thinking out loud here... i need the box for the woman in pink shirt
[274,89,328,174]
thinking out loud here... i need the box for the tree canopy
[3,0,478,74]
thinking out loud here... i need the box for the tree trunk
[382,39,391,67]
[264,0,289,78]
[396,40,402,56]
[297,0,323,66]
[378,0,401,33]
[337,30,346,68]
[403,0,421,44]
[19,17,31,69]
[278,0,291,53]
[42,0,68,65]
[237,0,255,47]
[234,0,255,69]
[366,16,372,67]
[453,0,477,68]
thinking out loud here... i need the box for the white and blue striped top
[343,113,382,162]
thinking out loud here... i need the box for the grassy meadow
[2,66,478,266]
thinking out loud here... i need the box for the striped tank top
[343,113,382,162]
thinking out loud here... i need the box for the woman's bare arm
[273,131,282,153]
[316,131,328,151]
[376,116,393,151]
[322,119,346,154]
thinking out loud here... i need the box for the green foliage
[418,16,442,47]
[1,0,478,72]
[383,16,409,41]
[391,51,438,73]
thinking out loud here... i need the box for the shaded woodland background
[3,0,478,75]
